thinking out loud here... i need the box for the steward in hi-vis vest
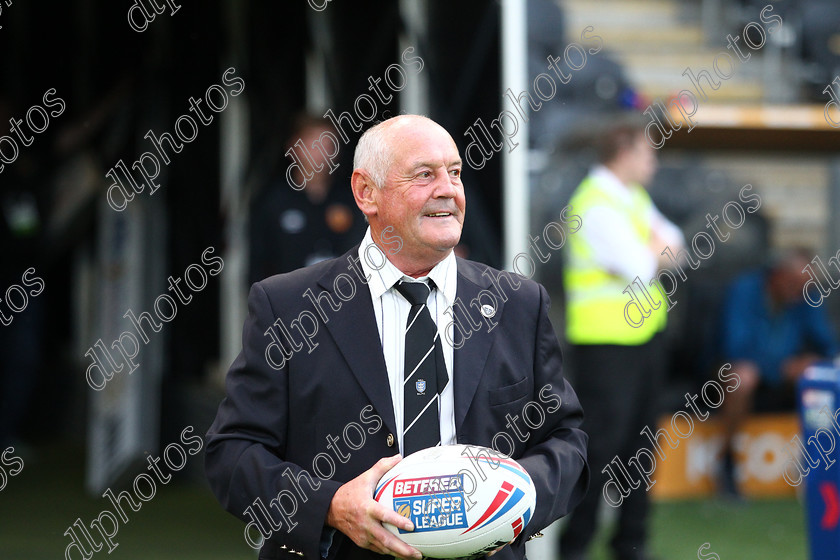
[564,174,667,345]
[559,115,685,560]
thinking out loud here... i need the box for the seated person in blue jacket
[718,248,838,494]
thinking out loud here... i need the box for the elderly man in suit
[205,115,588,560]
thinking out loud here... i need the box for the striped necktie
[395,280,449,456]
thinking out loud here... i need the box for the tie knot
[395,280,432,306]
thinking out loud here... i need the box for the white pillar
[500,0,529,268]
[399,0,429,115]
[218,0,250,384]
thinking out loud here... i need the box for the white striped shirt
[358,227,457,455]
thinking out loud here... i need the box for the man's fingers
[328,454,418,557]
[487,539,515,557]
[364,455,403,494]
[361,520,418,558]
[374,527,422,560]
[371,454,403,478]
[378,504,415,532]
[364,501,420,559]
[363,487,413,531]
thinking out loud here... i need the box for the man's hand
[782,353,821,382]
[487,539,514,557]
[651,229,682,269]
[326,455,422,559]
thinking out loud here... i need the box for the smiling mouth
[425,212,452,218]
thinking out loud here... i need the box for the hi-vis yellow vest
[563,175,666,345]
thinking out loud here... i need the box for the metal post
[500,0,529,268]
[218,0,250,384]
[399,0,429,115]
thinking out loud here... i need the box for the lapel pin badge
[481,304,495,318]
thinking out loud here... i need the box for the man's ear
[351,169,378,219]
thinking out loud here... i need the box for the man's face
[299,124,332,170]
[367,119,466,267]
[625,134,658,186]
[770,258,810,305]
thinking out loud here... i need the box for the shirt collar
[358,227,457,305]
[591,165,636,204]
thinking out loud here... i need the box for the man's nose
[432,171,458,197]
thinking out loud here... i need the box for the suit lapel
[317,249,398,438]
[453,259,502,432]
[313,252,505,439]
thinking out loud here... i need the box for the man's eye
[450,169,461,178]
[418,171,432,179]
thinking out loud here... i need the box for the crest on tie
[416,379,426,394]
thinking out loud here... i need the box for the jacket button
[386,433,395,447]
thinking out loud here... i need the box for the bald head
[353,115,453,188]
[350,115,465,277]
[768,248,813,305]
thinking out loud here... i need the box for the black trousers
[560,335,665,560]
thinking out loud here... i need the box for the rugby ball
[374,444,536,558]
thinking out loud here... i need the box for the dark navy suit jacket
[205,247,589,560]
